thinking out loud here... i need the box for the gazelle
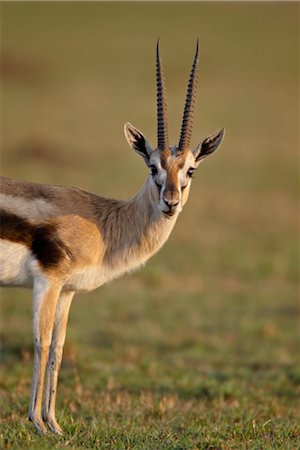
[0,40,224,435]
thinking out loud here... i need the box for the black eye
[150,165,158,176]
[187,167,195,178]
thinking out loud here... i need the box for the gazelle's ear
[193,128,225,167]
[124,122,154,165]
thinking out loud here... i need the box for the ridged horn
[178,39,199,151]
[156,38,169,151]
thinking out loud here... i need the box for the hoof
[29,415,48,435]
[44,416,63,435]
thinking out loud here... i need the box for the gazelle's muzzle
[161,183,181,217]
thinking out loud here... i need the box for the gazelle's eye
[187,167,195,178]
[150,165,158,176]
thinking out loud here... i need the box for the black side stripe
[0,210,71,269]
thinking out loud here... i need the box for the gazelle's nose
[163,197,179,208]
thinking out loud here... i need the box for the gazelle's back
[0,176,98,219]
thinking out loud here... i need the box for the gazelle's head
[124,39,224,218]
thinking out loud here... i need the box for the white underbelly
[64,266,108,292]
[63,256,149,293]
[0,238,161,294]
[0,240,34,288]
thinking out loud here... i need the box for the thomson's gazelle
[0,40,224,435]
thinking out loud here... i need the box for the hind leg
[42,290,74,434]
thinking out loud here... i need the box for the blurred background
[1,2,299,447]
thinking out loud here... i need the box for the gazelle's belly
[64,265,107,292]
[63,254,151,293]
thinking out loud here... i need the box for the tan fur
[53,215,105,275]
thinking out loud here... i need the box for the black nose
[163,197,179,208]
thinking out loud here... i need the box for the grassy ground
[1,2,299,449]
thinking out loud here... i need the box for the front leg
[28,276,62,435]
[42,290,74,435]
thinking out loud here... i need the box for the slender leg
[42,290,74,434]
[28,276,62,435]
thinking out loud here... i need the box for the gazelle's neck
[64,178,179,292]
[94,177,178,272]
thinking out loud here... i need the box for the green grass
[1,2,299,449]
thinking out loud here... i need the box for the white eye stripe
[179,168,189,185]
